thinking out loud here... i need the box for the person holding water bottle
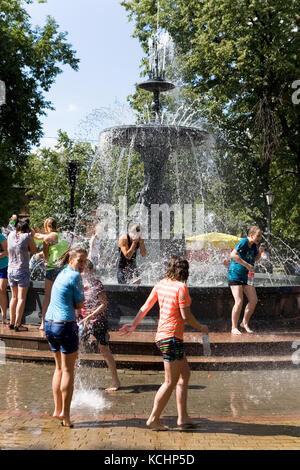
[228,225,263,335]
[119,256,208,431]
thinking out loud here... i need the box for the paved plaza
[1,360,300,451]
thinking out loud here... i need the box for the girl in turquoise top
[0,232,9,324]
[45,246,87,428]
[34,218,69,330]
[228,226,263,335]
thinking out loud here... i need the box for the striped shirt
[141,278,191,342]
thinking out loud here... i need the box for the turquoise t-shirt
[45,265,85,322]
[0,233,8,270]
[228,238,258,283]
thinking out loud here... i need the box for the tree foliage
[0,0,79,224]
[121,0,300,243]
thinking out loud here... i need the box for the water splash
[71,388,110,413]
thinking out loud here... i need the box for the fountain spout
[138,31,175,121]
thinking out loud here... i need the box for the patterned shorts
[156,336,184,362]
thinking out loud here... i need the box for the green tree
[121,0,300,242]
[0,0,79,224]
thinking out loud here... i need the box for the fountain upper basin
[99,124,210,150]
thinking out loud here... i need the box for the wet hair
[44,217,57,231]
[166,256,189,282]
[16,219,31,234]
[129,223,141,234]
[59,246,88,266]
[247,225,261,237]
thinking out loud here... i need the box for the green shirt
[47,232,69,271]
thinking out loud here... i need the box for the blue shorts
[45,268,61,282]
[8,271,30,287]
[45,321,79,354]
[0,266,8,279]
[156,337,184,362]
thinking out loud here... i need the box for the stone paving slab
[2,328,300,453]
[1,362,300,451]
[0,410,300,450]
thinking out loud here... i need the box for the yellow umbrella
[185,232,242,250]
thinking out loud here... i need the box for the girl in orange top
[119,256,209,431]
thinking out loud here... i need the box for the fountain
[19,28,300,332]
[98,30,210,266]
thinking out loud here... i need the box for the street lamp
[67,159,78,231]
[265,190,275,246]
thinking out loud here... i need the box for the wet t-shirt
[80,278,106,324]
[46,265,85,322]
[228,238,258,283]
[0,233,8,269]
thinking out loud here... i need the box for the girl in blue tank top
[228,226,263,335]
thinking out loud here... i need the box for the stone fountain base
[8,282,300,332]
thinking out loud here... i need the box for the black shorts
[228,280,247,286]
[117,267,139,284]
[81,319,110,346]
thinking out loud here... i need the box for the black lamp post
[67,160,78,230]
[265,190,275,246]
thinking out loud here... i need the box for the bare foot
[240,322,254,333]
[59,414,73,428]
[146,419,169,431]
[52,413,63,421]
[105,384,120,392]
[231,328,242,335]
[61,420,74,428]
[2,319,9,325]
[177,418,198,429]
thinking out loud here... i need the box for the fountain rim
[100,123,211,135]
[27,280,300,293]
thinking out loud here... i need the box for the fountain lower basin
[14,279,300,332]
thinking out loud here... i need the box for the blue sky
[26,0,144,147]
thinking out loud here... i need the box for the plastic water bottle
[78,323,84,337]
[247,271,254,286]
[202,333,211,357]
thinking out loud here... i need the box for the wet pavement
[1,360,300,450]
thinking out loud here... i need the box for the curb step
[1,327,300,370]
[2,347,298,371]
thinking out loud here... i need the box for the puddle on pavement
[1,361,300,418]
